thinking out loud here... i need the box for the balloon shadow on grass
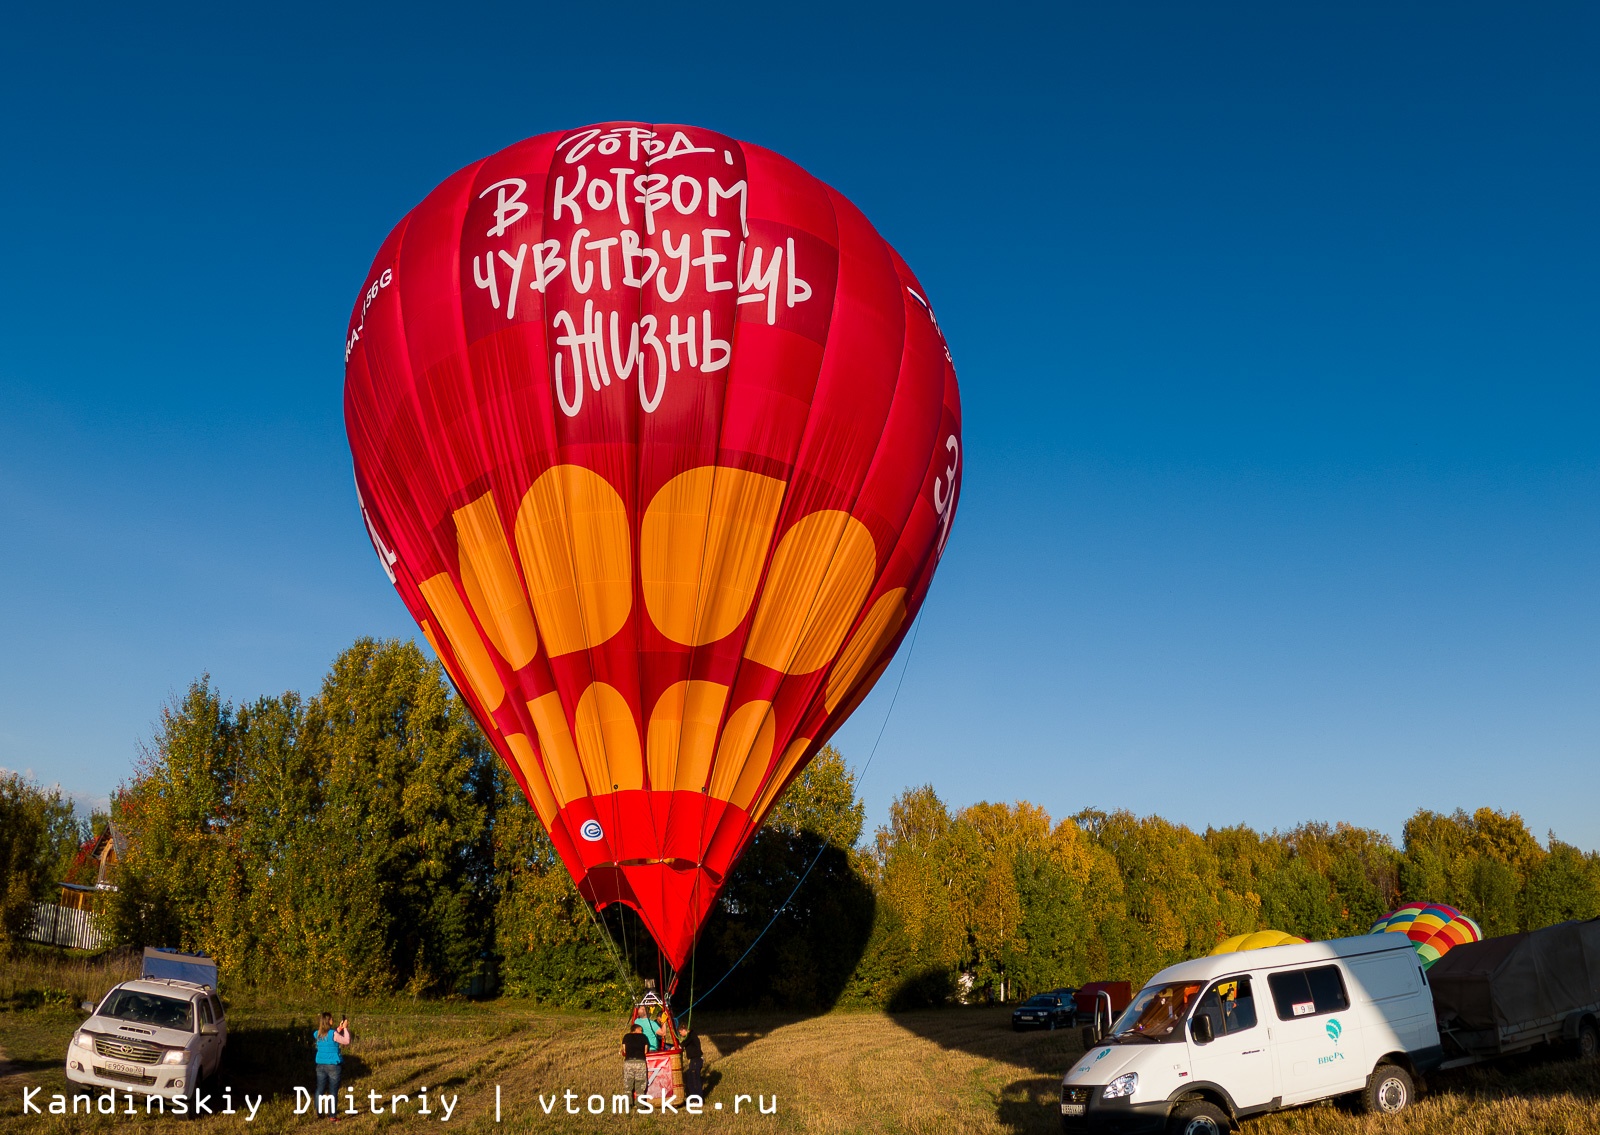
[889,1000,1087,1078]
[215,1020,371,1106]
[679,838,877,1019]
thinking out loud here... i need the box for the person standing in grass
[314,1012,351,1119]
[621,1022,649,1101]
[681,1030,704,1097]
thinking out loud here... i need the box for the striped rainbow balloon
[1370,902,1483,968]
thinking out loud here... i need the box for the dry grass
[2,988,1596,1134]
[0,948,140,1013]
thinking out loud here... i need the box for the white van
[1059,935,1441,1133]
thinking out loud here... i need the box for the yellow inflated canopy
[1210,930,1307,955]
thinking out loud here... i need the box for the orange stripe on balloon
[646,680,728,792]
[528,692,586,806]
[574,681,644,793]
[825,588,907,711]
[708,700,776,809]
[641,466,786,647]
[750,736,814,821]
[743,511,876,674]
[514,464,632,656]
[418,573,506,710]
[503,732,559,826]
[453,491,539,668]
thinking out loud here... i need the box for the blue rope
[681,611,926,1025]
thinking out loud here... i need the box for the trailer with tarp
[1428,916,1600,1068]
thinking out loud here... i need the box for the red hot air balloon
[344,122,961,972]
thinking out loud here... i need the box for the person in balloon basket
[621,1023,649,1101]
[637,1004,667,1051]
[314,1012,351,1120]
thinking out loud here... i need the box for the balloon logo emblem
[1326,1019,1342,1043]
[580,820,604,843]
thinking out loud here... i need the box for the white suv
[66,979,228,1099]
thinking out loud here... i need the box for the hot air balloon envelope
[1370,902,1482,969]
[344,122,961,970]
[1210,930,1307,955]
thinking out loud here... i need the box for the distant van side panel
[1347,952,1436,1059]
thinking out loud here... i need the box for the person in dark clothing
[621,1023,649,1100]
[681,1030,704,1096]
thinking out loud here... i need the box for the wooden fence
[25,902,108,950]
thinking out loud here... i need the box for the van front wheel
[1361,1064,1413,1114]
[1167,1099,1229,1135]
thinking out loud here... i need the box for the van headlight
[1103,1072,1138,1099]
[161,1048,192,1065]
[74,1032,95,1050]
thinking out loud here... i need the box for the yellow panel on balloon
[641,466,787,646]
[574,681,644,792]
[751,737,814,821]
[647,680,729,792]
[503,732,559,826]
[514,464,632,656]
[826,588,907,711]
[708,700,776,810]
[743,511,877,674]
[418,573,506,710]
[528,692,587,807]
[453,491,539,668]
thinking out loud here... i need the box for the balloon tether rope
[580,893,640,1011]
[681,610,926,1026]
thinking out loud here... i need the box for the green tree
[859,785,964,1005]
[1521,840,1600,929]
[107,678,236,955]
[694,746,875,1011]
[109,641,498,997]
[493,769,626,1008]
[0,773,86,950]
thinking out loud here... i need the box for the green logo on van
[1326,1019,1342,1043]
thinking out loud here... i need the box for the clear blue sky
[2,3,1595,848]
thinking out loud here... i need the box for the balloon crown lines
[344,121,962,976]
[17,1083,776,1121]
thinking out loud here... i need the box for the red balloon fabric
[344,122,962,968]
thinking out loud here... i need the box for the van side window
[1268,966,1350,1019]
[1193,977,1258,1040]
[197,997,212,1025]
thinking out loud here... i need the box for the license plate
[1020,1015,1034,1020]
[104,1060,144,1076]
[1061,1103,1085,1115]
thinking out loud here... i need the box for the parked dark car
[1011,991,1076,1031]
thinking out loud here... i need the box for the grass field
[4,956,1598,1134]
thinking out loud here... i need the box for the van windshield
[1107,982,1204,1043]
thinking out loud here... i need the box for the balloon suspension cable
[579,895,641,1010]
[681,610,926,1027]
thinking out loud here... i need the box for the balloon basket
[645,1050,684,1100]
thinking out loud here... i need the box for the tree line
[4,637,1597,1012]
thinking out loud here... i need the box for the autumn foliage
[69,638,1600,1008]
